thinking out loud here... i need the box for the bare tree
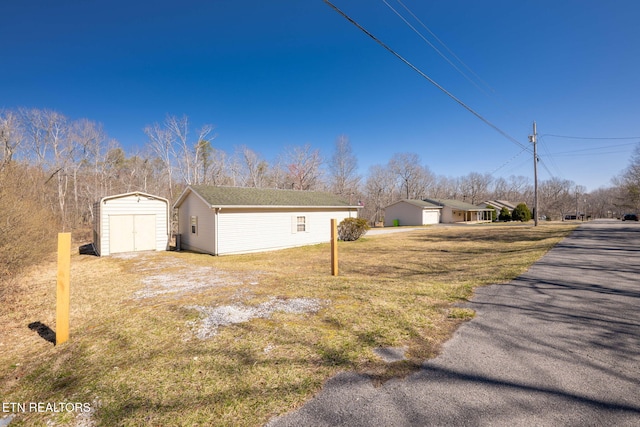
[363,164,397,223]
[459,172,493,204]
[205,146,232,186]
[588,187,619,218]
[539,177,575,220]
[282,144,323,190]
[28,110,72,229]
[145,115,217,197]
[328,135,361,198]
[165,115,216,185]
[388,152,433,199]
[429,175,457,199]
[194,139,212,185]
[236,146,270,187]
[0,110,23,170]
[614,142,640,212]
[144,121,176,199]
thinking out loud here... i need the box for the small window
[296,216,306,232]
[190,216,198,234]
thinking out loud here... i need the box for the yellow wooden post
[331,219,338,276]
[56,232,71,345]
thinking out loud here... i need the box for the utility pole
[529,122,539,226]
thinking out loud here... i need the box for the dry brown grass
[0,223,576,426]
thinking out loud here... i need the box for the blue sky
[2,0,639,191]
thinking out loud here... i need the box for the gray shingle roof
[184,185,357,208]
[395,199,442,209]
[482,200,518,211]
[423,198,490,211]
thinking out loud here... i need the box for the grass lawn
[0,223,576,426]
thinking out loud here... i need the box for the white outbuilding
[173,185,362,256]
[383,199,443,227]
[93,192,169,256]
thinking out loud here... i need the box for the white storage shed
[93,192,169,256]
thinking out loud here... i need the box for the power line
[393,0,497,95]
[497,154,532,177]
[545,141,638,156]
[381,0,490,96]
[537,156,556,178]
[542,134,640,140]
[323,0,532,154]
[391,0,520,119]
[537,135,564,178]
[489,148,527,175]
[546,149,634,157]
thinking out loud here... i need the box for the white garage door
[109,215,157,254]
[423,210,440,225]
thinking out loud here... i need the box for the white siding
[384,202,440,226]
[176,192,216,254]
[217,208,358,255]
[440,206,454,224]
[95,193,168,256]
[384,202,419,227]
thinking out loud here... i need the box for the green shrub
[338,217,369,241]
[485,204,497,221]
[512,203,532,222]
[498,207,511,222]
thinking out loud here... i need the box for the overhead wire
[393,0,497,96]
[489,148,527,175]
[542,134,640,140]
[381,0,490,96]
[537,157,556,179]
[391,0,521,120]
[322,0,533,154]
[537,134,564,178]
[544,142,638,156]
[387,0,557,181]
[501,156,534,177]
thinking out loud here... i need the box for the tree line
[1,108,638,236]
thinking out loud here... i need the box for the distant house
[423,199,493,224]
[173,185,361,255]
[94,192,169,256]
[383,199,442,226]
[479,200,518,217]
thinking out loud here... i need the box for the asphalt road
[267,220,640,426]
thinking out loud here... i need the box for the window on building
[190,216,198,234]
[296,216,306,232]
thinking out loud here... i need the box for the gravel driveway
[267,219,640,426]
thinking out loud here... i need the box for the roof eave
[209,205,363,210]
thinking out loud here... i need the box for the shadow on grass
[28,321,56,345]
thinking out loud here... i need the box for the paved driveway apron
[267,220,640,426]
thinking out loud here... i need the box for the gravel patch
[186,297,327,339]
[118,253,261,300]
[132,265,259,299]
